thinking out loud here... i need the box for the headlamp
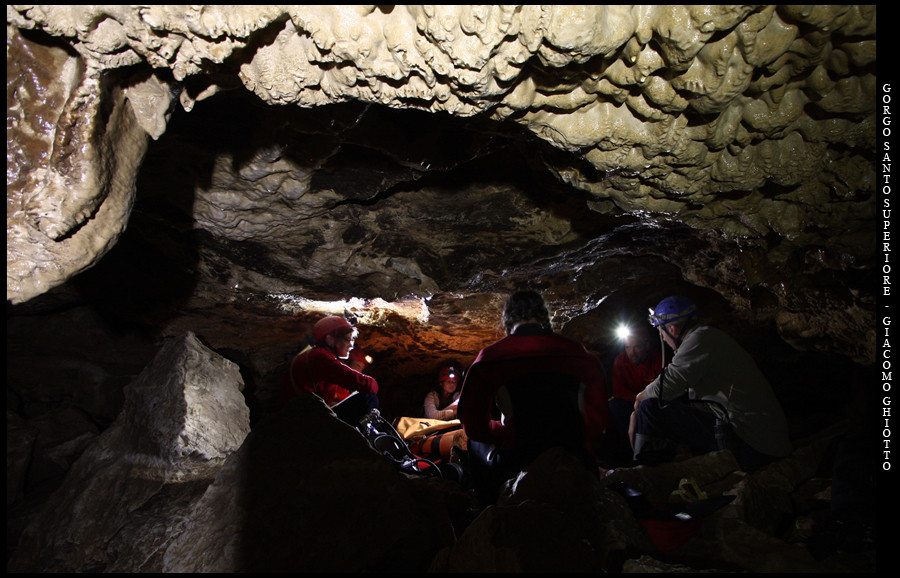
[615,324,632,341]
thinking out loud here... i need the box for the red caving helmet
[312,316,354,344]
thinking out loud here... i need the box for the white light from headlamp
[615,324,631,341]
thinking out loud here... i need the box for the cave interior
[6,5,880,572]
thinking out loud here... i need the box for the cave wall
[7,5,878,368]
[7,1,880,425]
[7,0,879,471]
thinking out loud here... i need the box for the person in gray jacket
[630,296,791,471]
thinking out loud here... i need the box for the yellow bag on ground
[393,416,461,440]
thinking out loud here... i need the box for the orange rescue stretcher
[392,417,468,463]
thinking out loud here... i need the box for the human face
[624,336,649,365]
[330,330,356,358]
[658,324,679,350]
[440,376,458,394]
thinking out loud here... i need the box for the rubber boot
[632,433,676,466]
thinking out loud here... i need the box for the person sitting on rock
[630,296,791,471]
[607,324,665,465]
[279,315,379,427]
[458,290,609,505]
[423,362,462,420]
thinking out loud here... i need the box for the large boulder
[8,332,250,572]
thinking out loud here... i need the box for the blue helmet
[648,296,698,327]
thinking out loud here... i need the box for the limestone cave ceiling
[7,5,878,391]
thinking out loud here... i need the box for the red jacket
[279,346,378,408]
[611,348,663,403]
[457,326,608,452]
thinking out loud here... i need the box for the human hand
[628,411,637,450]
[633,390,647,411]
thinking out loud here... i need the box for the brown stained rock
[7,26,154,305]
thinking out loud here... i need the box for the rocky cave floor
[7,284,880,572]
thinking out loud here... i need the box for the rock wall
[7,7,877,330]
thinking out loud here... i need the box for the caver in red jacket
[278,346,378,409]
[611,346,664,403]
[457,324,608,456]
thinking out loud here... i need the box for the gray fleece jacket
[640,325,791,458]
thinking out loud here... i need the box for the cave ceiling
[7,6,878,391]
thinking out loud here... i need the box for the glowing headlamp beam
[615,324,631,341]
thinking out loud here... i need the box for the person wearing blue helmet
[629,296,791,471]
